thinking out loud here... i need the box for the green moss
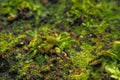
[0,0,120,79]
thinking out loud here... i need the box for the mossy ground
[0,0,120,80]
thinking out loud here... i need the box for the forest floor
[0,0,120,80]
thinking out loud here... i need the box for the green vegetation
[0,0,120,80]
